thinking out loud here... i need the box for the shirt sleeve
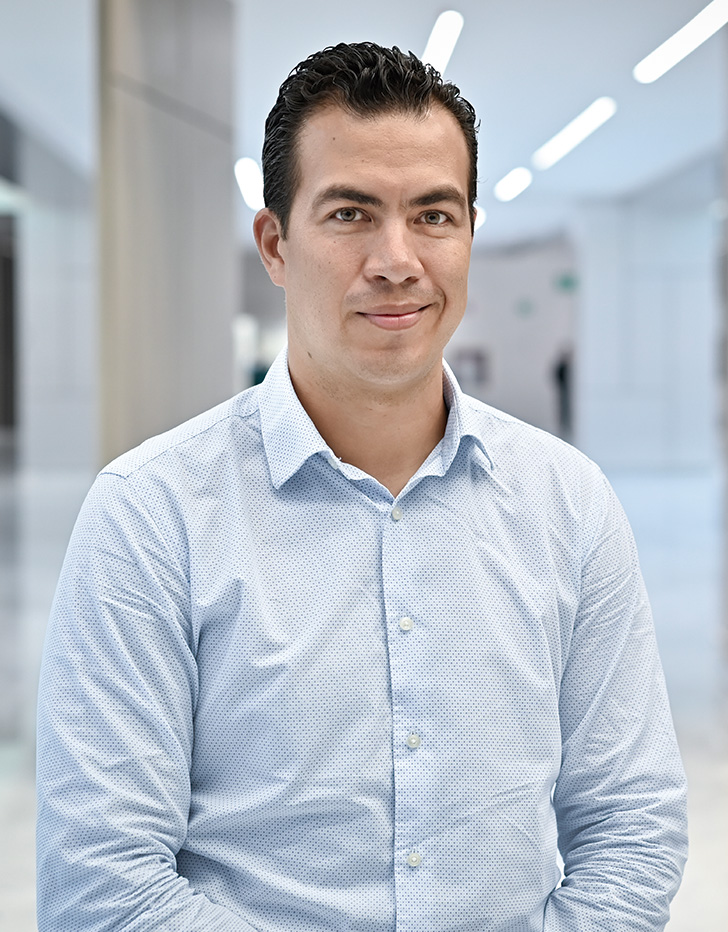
[544,472,688,931]
[36,473,257,932]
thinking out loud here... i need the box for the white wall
[571,157,722,470]
[448,238,577,438]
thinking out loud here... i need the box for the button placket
[381,496,429,902]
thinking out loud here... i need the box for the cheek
[426,237,470,275]
[292,242,352,289]
[286,261,347,338]
[439,255,470,301]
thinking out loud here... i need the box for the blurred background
[0,0,726,928]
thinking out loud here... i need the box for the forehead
[293,104,470,204]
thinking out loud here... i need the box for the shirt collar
[440,358,494,475]
[257,348,493,490]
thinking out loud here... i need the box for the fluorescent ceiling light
[493,167,533,202]
[633,0,728,84]
[474,205,486,231]
[532,97,617,171]
[234,157,265,210]
[422,10,464,75]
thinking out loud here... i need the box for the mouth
[359,304,430,331]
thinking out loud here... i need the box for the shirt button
[399,616,414,631]
[406,732,422,749]
[391,505,403,521]
[406,852,423,867]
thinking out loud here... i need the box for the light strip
[532,97,617,171]
[421,10,465,75]
[493,167,533,202]
[474,205,486,231]
[633,0,728,84]
[234,157,265,211]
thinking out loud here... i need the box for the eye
[334,207,365,222]
[421,210,449,225]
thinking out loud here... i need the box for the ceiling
[0,0,724,246]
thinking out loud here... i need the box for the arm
[544,475,688,931]
[36,474,257,932]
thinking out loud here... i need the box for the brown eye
[423,211,447,225]
[335,207,362,222]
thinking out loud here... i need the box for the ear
[253,208,287,287]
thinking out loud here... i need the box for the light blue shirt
[37,350,687,932]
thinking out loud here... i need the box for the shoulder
[101,385,263,483]
[458,392,612,538]
[462,392,602,477]
[72,387,266,568]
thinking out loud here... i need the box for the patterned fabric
[36,349,687,932]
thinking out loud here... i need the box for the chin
[353,350,439,386]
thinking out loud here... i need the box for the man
[37,42,687,931]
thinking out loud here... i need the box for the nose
[363,220,424,285]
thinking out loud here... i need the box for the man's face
[257,103,473,397]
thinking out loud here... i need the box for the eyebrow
[312,184,467,213]
[312,187,384,210]
[408,186,467,211]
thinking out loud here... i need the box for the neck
[288,360,448,498]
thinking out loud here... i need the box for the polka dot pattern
[36,350,688,932]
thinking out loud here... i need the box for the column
[99,0,237,463]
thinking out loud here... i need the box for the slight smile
[360,305,430,331]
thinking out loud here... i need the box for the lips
[359,304,430,331]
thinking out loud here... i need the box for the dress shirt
[36,349,687,932]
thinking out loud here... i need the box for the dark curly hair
[262,41,479,236]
